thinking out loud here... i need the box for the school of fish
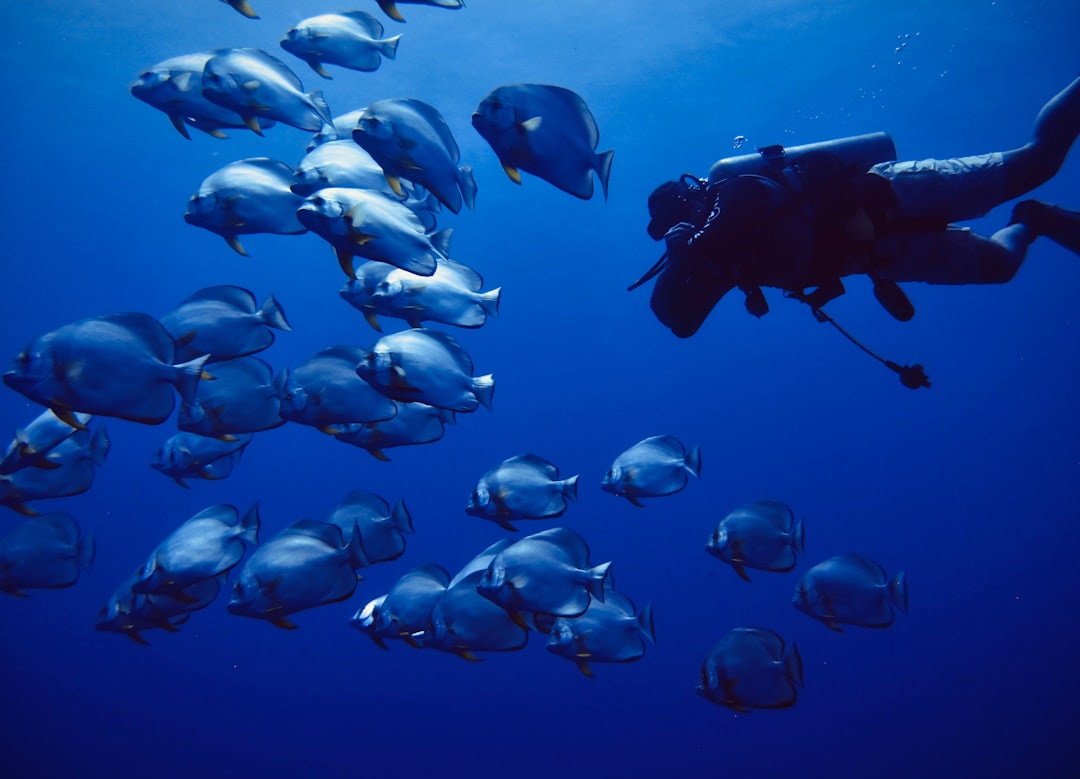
[1,1,906,708]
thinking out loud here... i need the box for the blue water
[2,1,1079,776]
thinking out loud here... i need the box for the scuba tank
[707,132,897,185]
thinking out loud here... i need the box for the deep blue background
[1,1,1079,777]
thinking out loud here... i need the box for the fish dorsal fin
[339,10,385,37]
[407,562,452,589]
[236,48,305,92]
[505,453,559,479]
[331,489,390,520]
[834,553,889,583]
[437,257,484,291]
[747,499,796,531]
[388,98,460,161]
[282,519,346,549]
[313,344,367,366]
[639,434,687,460]
[176,284,257,314]
[92,312,177,364]
[409,329,473,373]
[525,527,591,568]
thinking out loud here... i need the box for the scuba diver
[634,76,1080,388]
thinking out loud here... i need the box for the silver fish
[162,285,291,363]
[0,429,109,515]
[373,0,464,23]
[179,356,284,439]
[281,11,401,79]
[706,499,805,582]
[0,512,94,596]
[3,312,207,427]
[227,519,365,629]
[306,108,366,151]
[130,52,272,139]
[351,563,450,648]
[794,554,908,632]
[0,409,92,475]
[697,627,803,712]
[466,454,579,531]
[332,400,454,461]
[184,158,307,256]
[547,588,655,677]
[297,186,449,277]
[341,258,500,331]
[151,431,252,488]
[355,328,493,412]
[352,98,477,213]
[476,527,611,618]
[132,503,259,598]
[291,141,399,197]
[325,489,413,564]
[276,345,398,429]
[601,434,701,506]
[472,83,614,200]
[201,48,332,133]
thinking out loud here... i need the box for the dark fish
[184,158,307,257]
[325,489,413,564]
[1,428,110,515]
[332,401,454,460]
[793,554,908,631]
[227,520,365,629]
[352,98,477,213]
[277,345,398,429]
[373,0,464,23]
[706,499,805,582]
[201,48,332,134]
[476,527,611,618]
[0,409,91,475]
[351,563,450,648]
[472,83,614,200]
[179,357,284,438]
[151,432,252,487]
[281,11,401,78]
[697,627,804,712]
[162,285,291,363]
[466,453,579,531]
[97,569,221,645]
[0,512,94,596]
[131,503,260,598]
[547,588,655,678]
[601,434,701,506]
[355,328,494,412]
[3,312,208,426]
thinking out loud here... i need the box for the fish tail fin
[238,501,260,545]
[785,642,804,687]
[431,227,453,258]
[308,90,333,127]
[480,287,501,319]
[472,374,495,410]
[684,444,702,478]
[89,426,111,467]
[595,149,615,201]
[390,498,414,533]
[586,561,612,602]
[637,601,656,645]
[562,474,580,502]
[257,294,293,332]
[379,35,402,60]
[889,570,908,614]
[792,515,805,555]
[173,354,211,404]
[78,532,96,572]
[459,165,478,210]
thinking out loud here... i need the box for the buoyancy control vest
[706,133,919,320]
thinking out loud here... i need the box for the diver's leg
[876,228,1031,285]
[1000,76,1080,198]
[1011,200,1080,255]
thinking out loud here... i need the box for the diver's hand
[663,221,697,248]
